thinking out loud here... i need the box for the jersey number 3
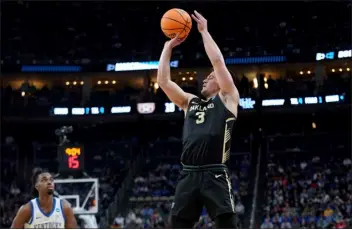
[195,112,205,124]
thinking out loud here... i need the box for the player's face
[201,71,220,98]
[36,173,55,195]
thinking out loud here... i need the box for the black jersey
[181,94,236,165]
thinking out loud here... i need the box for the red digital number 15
[68,156,80,169]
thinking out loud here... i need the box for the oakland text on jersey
[189,102,215,112]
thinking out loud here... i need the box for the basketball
[161,8,192,40]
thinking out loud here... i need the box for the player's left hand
[165,32,186,49]
[191,10,208,33]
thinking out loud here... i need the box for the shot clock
[58,145,85,172]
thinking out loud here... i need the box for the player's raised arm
[62,200,78,228]
[157,35,196,111]
[192,11,239,101]
[11,204,31,228]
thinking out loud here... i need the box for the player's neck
[206,92,218,100]
[38,195,53,207]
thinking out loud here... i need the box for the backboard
[54,178,99,215]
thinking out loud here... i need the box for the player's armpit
[11,203,31,229]
[219,87,240,117]
[158,80,196,111]
[221,81,240,105]
[63,200,78,229]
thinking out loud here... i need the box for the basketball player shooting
[157,10,240,228]
[11,169,77,229]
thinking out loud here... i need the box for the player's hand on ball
[191,10,208,33]
[165,33,185,49]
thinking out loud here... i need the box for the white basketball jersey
[24,197,65,229]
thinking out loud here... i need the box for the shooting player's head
[201,69,236,98]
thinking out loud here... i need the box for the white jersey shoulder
[24,197,66,229]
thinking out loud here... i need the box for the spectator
[235,201,245,226]
[261,217,274,229]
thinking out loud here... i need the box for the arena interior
[1,1,351,229]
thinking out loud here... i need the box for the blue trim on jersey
[35,197,56,217]
[28,201,34,224]
[60,199,67,222]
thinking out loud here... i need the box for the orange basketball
[161,8,192,40]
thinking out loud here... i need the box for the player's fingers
[173,32,181,40]
[169,33,179,42]
[191,14,200,23]
[178,36,186,43]
[194,10,204,20]
[169,33,183,46]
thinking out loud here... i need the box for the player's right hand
[164,33,185,49]
[191,10,208,33]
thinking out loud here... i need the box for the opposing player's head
[201,69,235,98]
[31,168,55,197]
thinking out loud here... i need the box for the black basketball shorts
[170,164,236,223]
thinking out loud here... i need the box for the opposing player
[157,10,240,228]
[11,169,77,229]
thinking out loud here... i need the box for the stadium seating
[2,2,349,63]
[0,143,26,228]
[259,133,352,229]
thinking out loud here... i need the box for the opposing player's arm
[157,37,196,111]
[192,11,239,102]
[11,203,32,228]
[62,200,78,229]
